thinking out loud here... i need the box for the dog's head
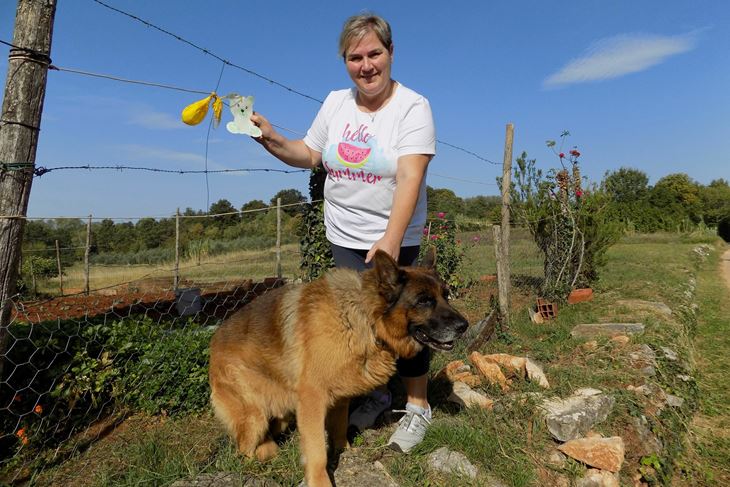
[368,249,469,356]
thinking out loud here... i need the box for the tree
[700,179,730,226]
[602,167,649,204]
[601,167,657,231]
[649,173,702,228]
[426,186,463,218]
[463,195,501,221]
[240,199,268,221]
[209,199,239,226]
[271,189,306,216]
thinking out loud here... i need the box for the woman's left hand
[365,235,401,264]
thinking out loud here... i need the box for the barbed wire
[429,172,498,186]
[1,198,324,221]
[2,40,500,166]
[82,2,501,166]
[91,0,325,104]
[49,65,210,95]
[0,38,48,57]
[30,164,309,177]
[2,160,496,188]
[22,246,87,253]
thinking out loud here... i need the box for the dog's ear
[418,246,436,269]
[373,250,405,303]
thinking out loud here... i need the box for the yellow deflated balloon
[182,93,222,126]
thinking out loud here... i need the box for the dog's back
[209,267,396,458]
[209,250,469,485]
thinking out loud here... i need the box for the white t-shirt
[303,83,436,249]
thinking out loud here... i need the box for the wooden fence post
[276,197,282,279]
[29,258,36,296]
[493,225,510,323]
[174,208,180,290]
[84,215,91,295]
[55,239,63,295]
[499,123,514,324]
[0,0,57,381]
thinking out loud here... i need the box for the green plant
[420,212,465,292]
[1,316,211,461]
[120,326,213,415]
[510,132,620,300]
[298,167,333,281]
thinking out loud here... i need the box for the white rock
[427,447,478,479]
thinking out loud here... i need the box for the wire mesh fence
[1,212,543,481]
[1,204,304,482]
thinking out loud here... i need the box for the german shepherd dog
[209,250,468,487]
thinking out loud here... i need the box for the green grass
[15,233,730,486]
[676,246,730,485]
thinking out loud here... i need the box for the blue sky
[1,0,728,219]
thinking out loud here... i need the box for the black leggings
[330,243,431,378]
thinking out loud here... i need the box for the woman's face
[344,30,393,100]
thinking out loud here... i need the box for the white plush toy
[226,94,262,137]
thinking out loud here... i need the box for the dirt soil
[11,277,284,324]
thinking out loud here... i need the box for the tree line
[19,169,730,270]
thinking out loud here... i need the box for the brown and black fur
[208,249,468,487]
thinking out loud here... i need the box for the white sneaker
[348,390,392,431]
[387,403,432,453]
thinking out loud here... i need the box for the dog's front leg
[326,397,350,455]
[297,387,332,487]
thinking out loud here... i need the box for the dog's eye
[416,295,435,307]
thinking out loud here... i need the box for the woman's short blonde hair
[338,13,392,60]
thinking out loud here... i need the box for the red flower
[430,235,438,240]
[559,152,565,158]
[422,227,428,235]
[437,212,446,219]
[34,405,43,414]
[570,149,581,157]
[576,190,583,198]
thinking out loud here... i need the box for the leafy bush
[298,168,333,281]
[120,327,212,415]
[510,133,621,300]
[1,316,212,458]
[420,212,465,292]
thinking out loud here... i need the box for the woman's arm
[365,153,432,263]
[250,113,322,169]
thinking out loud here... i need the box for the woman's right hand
[247,112,321,169]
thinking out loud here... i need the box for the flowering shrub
[511,132,620,300]
[420,212,465,293]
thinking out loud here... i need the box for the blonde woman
[251,13,435,453]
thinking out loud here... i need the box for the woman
[250,13,435,453]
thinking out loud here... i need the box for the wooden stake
[276,197,282,279]
[84,215,91,295]
[499,123,514,324]
[29,258,36,296]
[0,0,57,380]
[174,208,180,290]
[493,225,510,324]
[55,239,63,295]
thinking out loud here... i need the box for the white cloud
[127,109,183,130]
[543,32,698,88]
[118,144,252,177]
[120,144,206,165]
